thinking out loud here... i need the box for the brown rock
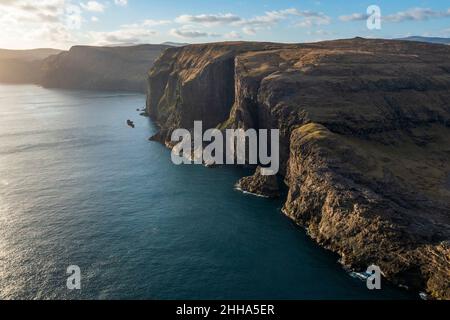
[146,38,450,299]
[236,166,280,198]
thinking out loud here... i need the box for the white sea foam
[234,185,270,198]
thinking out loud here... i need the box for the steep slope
[41,44,171,92]
[146,38,450,299]
[0,48,62,84]
[146,42,295,141]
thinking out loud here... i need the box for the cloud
[339,13,369,22]
[120,19,171,29]
[91,16,98,22]
[224,31,241,39]
[174,9,330,29]
[142,19,171,27]
[80,1,105,13]
[234,9,300,27]
[0,0,82,48]
[296,11,331,27]
[385,7,450,22]
[173,8,331,37]
[93,19,171,46]
[296,10,331,27]
[114,0,127,6]
[242,27,256,35]
[235,8,330,30]
[175,13,241,26]
[306,29,334,36]
[340,7,450,23]
[65,4,82,29]
[170,28,220,38]
[0,0,66,23]
[89,27,157,45]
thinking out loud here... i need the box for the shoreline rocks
[236,166,280,198]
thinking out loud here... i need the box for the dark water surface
[0,85,414,299]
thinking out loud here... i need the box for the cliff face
[147,38,450,299]
[146,42,292,139]
[0,45,169,92]
[41,44,170,92]
[0,48,62,84]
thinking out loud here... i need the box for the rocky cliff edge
[146,38,450,299]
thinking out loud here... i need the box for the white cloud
[114,0,127,6]
[142,19,171,27]
[306,29,333,36]
[0,0,82,48]
[80,1,105,13]
[234,8,330,30]
[172,8,331,37]
[242,27,256,35]
[224,31,241,39]
[175,13,241,26]
[65,3,82,29]
[386,7,450,22]
[0,4,334,48]
[89,27,157,45]
[234,9,298,27]
[120,19,171,29]
[170,27,220,38]
[339,13,369,22]
[173,9,330,29]
[296,17,330,27]
[340,7,450,23]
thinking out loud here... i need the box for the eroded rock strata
[146,38,450,299]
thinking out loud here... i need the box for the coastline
[145,39,450,299]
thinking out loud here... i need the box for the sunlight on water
[0,84,415,300]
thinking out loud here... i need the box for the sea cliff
[0,48,61,84]
[146,38,450,299]
[41,44,171,92]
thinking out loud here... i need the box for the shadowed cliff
[146,38,450,299]
[0,48,62,84]
[0,45,170,92]
[41,44,171,92]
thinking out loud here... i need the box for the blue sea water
[0,84,415,300]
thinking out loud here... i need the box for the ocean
[0,84,414,299]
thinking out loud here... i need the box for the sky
[0,0,449,49]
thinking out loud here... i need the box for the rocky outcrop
[236,166,280,198]
[41,44,171,92]
[146,38,450,299]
